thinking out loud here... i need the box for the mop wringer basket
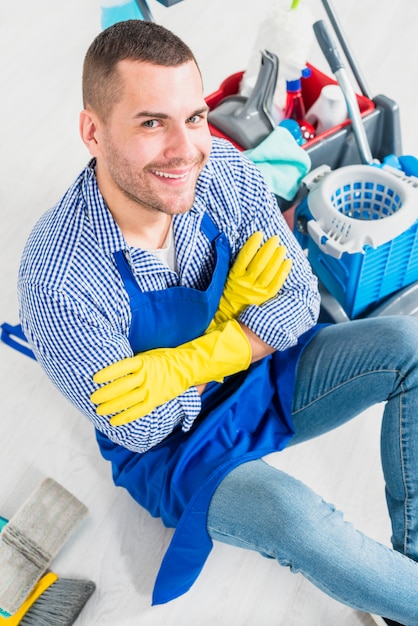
[295,164,418,318]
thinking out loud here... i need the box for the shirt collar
[81,159,127,255]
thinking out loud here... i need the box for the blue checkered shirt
[18,139,320,453]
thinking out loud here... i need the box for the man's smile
[152,169,190,180]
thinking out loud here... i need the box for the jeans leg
[207,316,418,624]
[290,316,418,562]
[207,459,418,625]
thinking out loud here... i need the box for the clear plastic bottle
[284,74,315,142]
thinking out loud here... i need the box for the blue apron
[3,212,320,604]
[96,212,320,605]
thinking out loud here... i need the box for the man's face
[91,59,212,217]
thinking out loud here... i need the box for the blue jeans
[207,316,418,625]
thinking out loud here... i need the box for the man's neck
[123,213,173,250]
[96,170,173,249]
[110,200,173,250]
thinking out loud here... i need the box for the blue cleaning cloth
[245,126,311,200]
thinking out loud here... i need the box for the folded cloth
[0,478,88,614]
[245,126,311,200]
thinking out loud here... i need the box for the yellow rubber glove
[208,231,292,330]
[91,319,251,426]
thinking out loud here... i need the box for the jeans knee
[370,316,418,374]
[392,316,418,373]
[392,315,418,346]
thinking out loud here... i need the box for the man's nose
[163,124,196,161]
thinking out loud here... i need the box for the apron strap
[113,250,139,299]
[200,212,222,243]
[0,323,36,360]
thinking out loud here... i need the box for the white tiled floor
[1,1,417,624]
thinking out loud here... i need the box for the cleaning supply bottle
[305,84,348,134]
[100,0,144,30]
[284,69,315,141]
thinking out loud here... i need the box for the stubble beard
[105,146,204,217]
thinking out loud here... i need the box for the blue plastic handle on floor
[0,323,36,360]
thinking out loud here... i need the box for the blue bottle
[101,1,144,30]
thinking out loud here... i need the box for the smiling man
[80,54,211,248]
[17,20,418,626]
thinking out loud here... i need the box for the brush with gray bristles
[0,540,95,626]
[19,575,96,625]
[0,478,96,624]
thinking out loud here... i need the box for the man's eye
[188,115,202,124]
[143,119,159,128]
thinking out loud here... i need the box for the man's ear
[79,109,102,157]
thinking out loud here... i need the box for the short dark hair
[82,20,198,120]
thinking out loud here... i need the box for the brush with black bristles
[0,516,96,625]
